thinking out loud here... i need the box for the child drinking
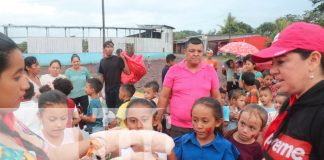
[80,78,104,134]
[259,87,276,125]
[36,90,83,147]
[116,84,136,128]
[174,97,240,159]
[113,98,176,160]
[226,104,267,160]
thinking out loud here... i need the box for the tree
[173,30,201,40]
[303,0,324,26]
[255,22,276,36]
[17,41,27,53]
[217,13,254,35]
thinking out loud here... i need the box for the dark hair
[87,78,103,93]
[184,37,203,49]
[103,40,114,48]
[192,97,223,136]
[70,54,80,62]
[226,59,234,67]
[243,54,256,65]
[229,89,245,100]
[24,56,38,72]
[259,86,272,95]
[293,48,324,74]
[0,33,19,75]
[49,59,62,68]
[120,83,136,98]
[219,87,226,94]
[38,90,68,113]
[125,98,156,117]
[166,54,176,63]
[39,85,52,93]
[116,48,123,56]
[24,82,35,100]
[255,79,261,89]
[241,71,255,86]
[53,78,73,95]
[144,81,159,93]
[262,70,271,77]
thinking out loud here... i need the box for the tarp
[121,52,147,84]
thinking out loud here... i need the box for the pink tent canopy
[219,42,259,56]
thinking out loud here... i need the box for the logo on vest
[264,133,312,160]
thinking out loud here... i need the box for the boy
[205,48,218,71]
[259,86,277,125]
[241,71,259,105]
[81,78,104,134]
[274,92,289,113]
[161,54,176,83]
[116,84,136,128]
[144,81,159,106]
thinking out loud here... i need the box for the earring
[309,71,314,79]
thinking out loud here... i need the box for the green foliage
[255,22,277,37]
[173,30,201,40]
[302,0,324,26]
[17,41,27,53]
[218,13,254,35]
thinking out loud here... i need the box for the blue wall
[23,52,171,66]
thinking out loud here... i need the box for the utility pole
[102,0,106,44]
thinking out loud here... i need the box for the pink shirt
[163,60,220,128]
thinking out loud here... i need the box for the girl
[239,55,263,88]
[113,98,176,160]
[40,59,65,88]
[225,89,246,131]
[65,54,91,117]
[36,90,83,148]
[174,97,240,160]
[25,56,41,100]
[225,104,268,160]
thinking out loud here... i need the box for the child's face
[244,60,255,71]
[168,60,176,66]
[206,52,213,58]
[118,87,127,101]
[191,104,222,141]
[85,83,94,95]
[274,95,287,111]
[125,104,154,130]
[263,75,273,87]
[237,111,262,143]
[259,90,273,107]
[235,95,246,110]
[144,87,157,100]
[39,104,68,138]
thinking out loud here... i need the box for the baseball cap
[252,22,324,63]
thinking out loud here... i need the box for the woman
[252,22,324,159]
[0,33,174,159]
[40,59,65,88]
[25,56,41,100]
[65,54,91,114]
[239,54,263,89]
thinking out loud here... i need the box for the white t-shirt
[121,147,167,160]
[40,74,65,88]
[14,100,41,133]
[37,128,77,148]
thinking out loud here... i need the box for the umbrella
[219,42,259,56]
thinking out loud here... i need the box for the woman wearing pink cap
[252,22,324,159]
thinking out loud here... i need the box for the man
[155,38,221,138]
[99,41,130,113]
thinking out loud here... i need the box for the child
[14,82,42,133]
[116,84,136,128]
[219,87,227,105]
[36,90,83,147]
[225,89,246,131]
[205,49,218,71]
[80,78,104,134]
[161,54,176,83]
[224,59,238,94]
[144,80,159,106]
[274,92,289,113]
[225,104,268,160]
[259,87,277,125]
[261,70,276,96]
[241,71,259,105]
[39,84,52,93]
[113,98,176,159]
[174,97,240,159]
[53,78,81,127]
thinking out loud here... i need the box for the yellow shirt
[116,101,130,128]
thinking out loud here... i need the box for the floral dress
[0,142,36,160]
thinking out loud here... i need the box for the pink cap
[252,22,324,63]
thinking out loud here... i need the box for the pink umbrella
[219,42,259,56]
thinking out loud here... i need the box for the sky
[0,0,314,34]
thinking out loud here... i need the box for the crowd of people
[0,21,324,160]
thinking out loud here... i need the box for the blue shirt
[174,132,240,160]
[86,97,103,133]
